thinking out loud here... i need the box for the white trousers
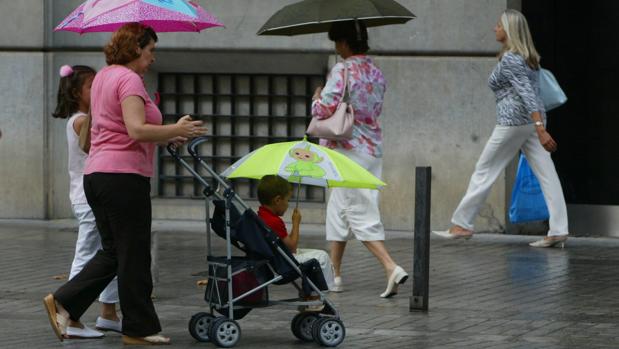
[295,248,335,290]
[326,148,385,241]
[451,124,569,237]
[70,203,119,304]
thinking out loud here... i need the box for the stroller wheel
[189,312,215,342]
[312,317,345,347]
[209,317,241,348]
[291,312,319,342]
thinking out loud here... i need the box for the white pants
[451,124,569,237]
[294,248,335,290]
[70,203,119,304]
[326,148,385,241]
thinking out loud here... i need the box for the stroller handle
[166,142,181,159]
[188,136,210,158]
[167,136,250,212]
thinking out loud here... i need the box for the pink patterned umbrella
[55,0,223,33]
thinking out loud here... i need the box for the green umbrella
[221,137,386,206]
[257,0,415,36]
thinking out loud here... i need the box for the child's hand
[292,208,302,226]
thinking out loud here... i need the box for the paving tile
[2,220,619,348]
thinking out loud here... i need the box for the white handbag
[539,68,567,111]
[306,64,354,140]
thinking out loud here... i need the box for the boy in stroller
[257,175,336,293]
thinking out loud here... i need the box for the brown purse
[306,64,354,140]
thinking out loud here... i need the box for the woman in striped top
[433,9,569,248]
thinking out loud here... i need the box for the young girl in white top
[52,65,121,338]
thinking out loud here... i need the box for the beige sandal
[122,334,171,345]
[43,294,68,342]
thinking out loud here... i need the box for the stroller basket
[205,256,269,320]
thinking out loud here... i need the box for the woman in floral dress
[311,20,408,298]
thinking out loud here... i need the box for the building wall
[378,56,504,231]
[1,0,515,232]
[0,53,46,218]
[0,0,45,48]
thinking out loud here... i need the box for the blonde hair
[499,9,540,69]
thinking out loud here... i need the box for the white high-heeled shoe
[529,236,568,248]
[380,266,408,298]
[432,230,473,240]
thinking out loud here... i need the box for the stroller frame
[167,137,345,347]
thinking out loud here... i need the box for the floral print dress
[311,55,386,158]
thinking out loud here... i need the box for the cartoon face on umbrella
[285,145,326,181]
[280,143,344,187]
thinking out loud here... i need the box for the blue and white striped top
[488,52,545,126]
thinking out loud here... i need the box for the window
[157,72,326,202]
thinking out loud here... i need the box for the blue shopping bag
[508,154,550,223]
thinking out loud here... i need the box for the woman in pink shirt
[44,23,207,346]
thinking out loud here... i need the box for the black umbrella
[257,0,415,36]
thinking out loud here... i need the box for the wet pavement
[1,219,619,348]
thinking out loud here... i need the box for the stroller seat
[210,200,329,291]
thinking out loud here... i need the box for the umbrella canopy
[55,0,223,33]
[221,138,386,190]
[257,0,415,36]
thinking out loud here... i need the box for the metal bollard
[410,167,431,312]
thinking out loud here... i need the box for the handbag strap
[341,62,351,104]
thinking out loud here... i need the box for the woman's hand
[176,115,208,138]
[537,129,558,152]
[166,136,188,148]
[312,86,323,101]
[156,136,187,147]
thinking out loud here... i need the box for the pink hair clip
[59,65,74,78]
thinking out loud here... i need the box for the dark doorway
[522,1,619,205]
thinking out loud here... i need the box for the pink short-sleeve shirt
[84,65,162,177]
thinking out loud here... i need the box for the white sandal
[96,316,122,333]
[65,325,104,339]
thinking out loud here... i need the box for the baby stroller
[167,137,346,348]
